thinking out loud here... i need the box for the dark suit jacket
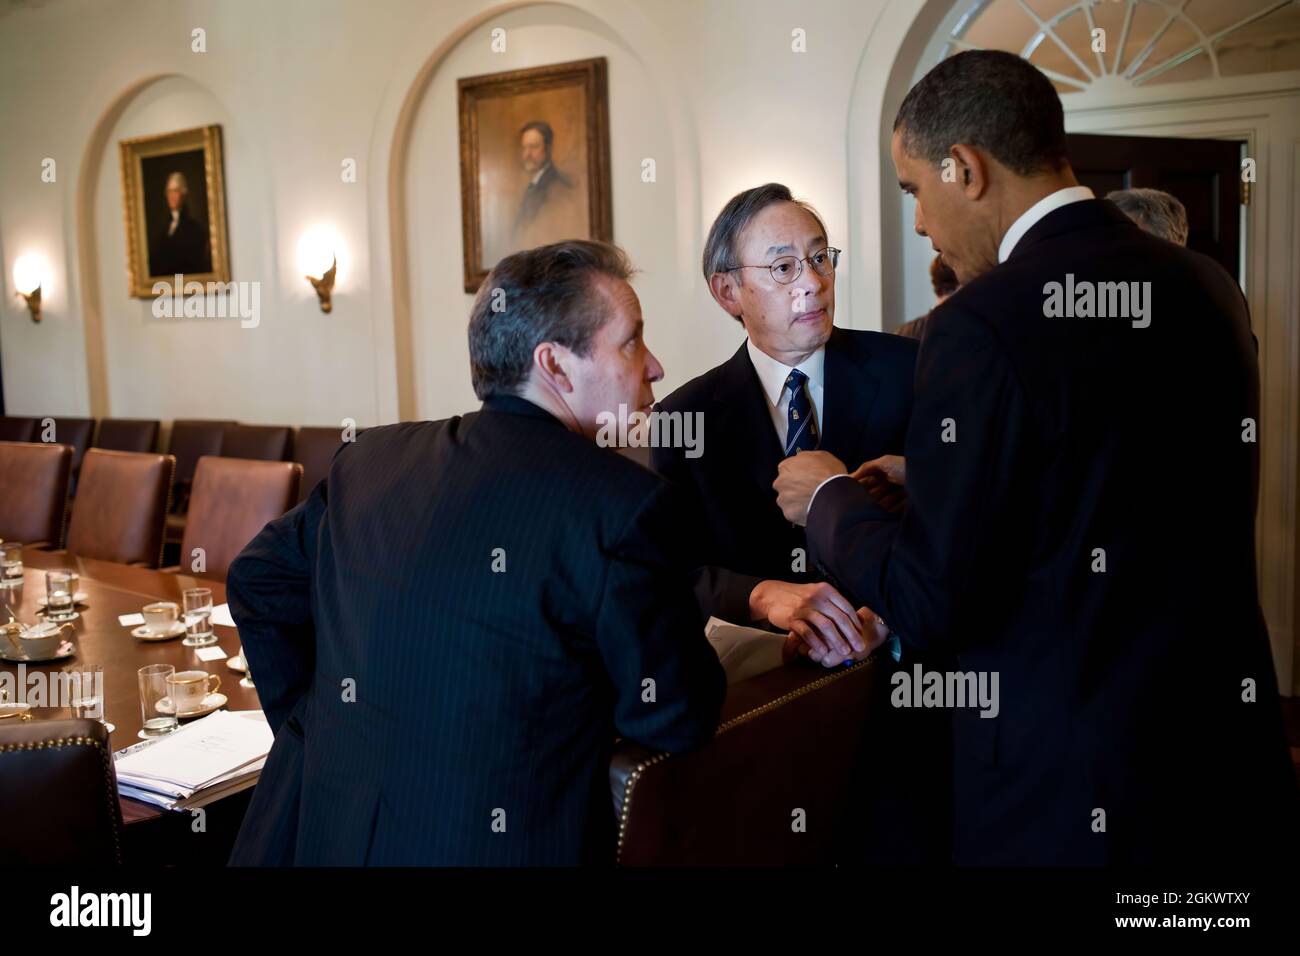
[226,395,725,866]
[808,199,1298,865]
[652,326,917,623]
[515,163,573,230]
[152,211,211,276]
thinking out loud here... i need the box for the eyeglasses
[725,247,840,285]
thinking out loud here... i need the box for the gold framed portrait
[118,124,230,298]
[457,57,613,293]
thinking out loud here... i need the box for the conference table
[1,546,260,860]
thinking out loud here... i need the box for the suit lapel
[820,326,879,464]
[712,341,784,496]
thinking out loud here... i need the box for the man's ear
[708,272,744,320]
[533,341,574,394]
[949,144,988,200]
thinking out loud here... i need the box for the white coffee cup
[19,621,66,658]
[166,670,220,714]
[141,601,179,635]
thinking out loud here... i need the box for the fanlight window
[942,0,1300,93]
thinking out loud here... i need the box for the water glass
[44,569,79,621]
[138,664,178,736]
[0,542,22,589]
[182,587,216,647]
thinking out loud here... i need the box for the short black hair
[519,120,554,151]
[894,50,1068,176]
[468,240,634,399]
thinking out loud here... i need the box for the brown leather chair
[0,719,123,865]
[0,416,38,442]
[222,423,293,462]
[0,440,72,547]
[94,418,159,453]
[53,417,95,480]
[293,426,349,503]
[176,456,301,580]
[64,449,175,567]
[165,420,235,543]
[610,658,880,865]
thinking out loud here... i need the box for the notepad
[704,616,788,683]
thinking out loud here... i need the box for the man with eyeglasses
[652,183,948,863]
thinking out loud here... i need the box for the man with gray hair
[227,239,724,865]
[1106,187,1189,245]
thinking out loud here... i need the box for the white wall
[0,0,905,426]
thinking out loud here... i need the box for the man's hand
[773,450,848,526]
[751,579,864,660]
[805,607,890,668]
[852,454,907,514]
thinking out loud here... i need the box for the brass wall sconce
[16,285,41,323]
[306,256,337,314]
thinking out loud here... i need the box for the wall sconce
[13,254,47,323]
[297,227,341,314]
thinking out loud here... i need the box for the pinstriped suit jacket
[227,395,725,865]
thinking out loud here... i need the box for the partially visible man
[228,240,725,866]
[897,253,959,343]
[653,184,949,864]
[776,50,1296,864]
[1107,187,1189,245]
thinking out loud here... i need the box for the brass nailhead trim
[614,659,872,863]
[0,735,122,864]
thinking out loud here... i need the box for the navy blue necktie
[784,368,819,456]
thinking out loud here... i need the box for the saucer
[227,654,247,673]
[35,592,89,608]
[156,692,226,718]
[132,622,186,642]
[37,610,79,623]
[0,640,75,663]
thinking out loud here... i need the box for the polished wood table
[0,547,260,836]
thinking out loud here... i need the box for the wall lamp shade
[13,254,47,323]
[297,227,340,313]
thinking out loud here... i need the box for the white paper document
[211,603,236,628]
[704,616,788,684]
[118,613,145,627]
[115,709,271,793]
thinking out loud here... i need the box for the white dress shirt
[746,338,825,448]
[997,185,1094,263]
[167,209,181,236]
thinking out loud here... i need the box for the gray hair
[894,50,1069,176]
[468,239,635,399]
[166,172,189,193]
[701,184,827,320]
[1106,188,1189,246]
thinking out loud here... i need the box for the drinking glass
[182,587,216,647]
[138,664,178,736]
[44,569,79,622]
[0,542,22,589]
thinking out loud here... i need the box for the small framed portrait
[457,57,613,293]
[118,124,230,297]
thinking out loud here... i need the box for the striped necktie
[784,368,819,456]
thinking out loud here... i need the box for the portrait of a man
[119,124,231,297]
[458,58,612,292]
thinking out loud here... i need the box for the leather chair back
[179,456,301,580]
[610,658,880,865]
[0,416,38,443]
[0,719,123,865]
[95,418,159,454]
[293,426,348,502]
[65,450,175,567]
[222,424,293,462]
[168,420,233,487]
[53,417,95,475]
[0,441,72,546]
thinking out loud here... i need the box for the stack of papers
[705,616,788,683]
[114,710,273,811]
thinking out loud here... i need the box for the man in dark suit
[654,184,950,864]
[776,50,1297,864]
[227,240,725,866]
[151,171,211,276]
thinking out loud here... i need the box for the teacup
[19,621,68,658]
[141,601,180,636]
[166,670,220,714]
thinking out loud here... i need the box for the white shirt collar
[746,338,825,408]
[997,185,1094,263]
[529,161,551,187]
